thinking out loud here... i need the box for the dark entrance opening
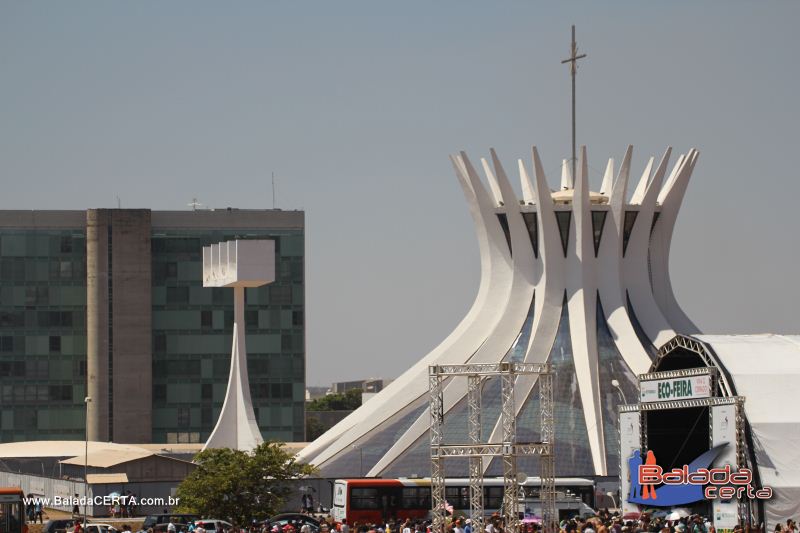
[646,343,713,515]
[646,406,709,471]
[645,405,711,515]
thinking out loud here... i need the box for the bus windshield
[0,490,25,533]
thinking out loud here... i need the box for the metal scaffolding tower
[429,362,556,533]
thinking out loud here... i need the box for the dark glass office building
[0,209,305,444]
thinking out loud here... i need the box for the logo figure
[641,450,658,500]
[627,450,642,500]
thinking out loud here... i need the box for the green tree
[305,416,326,441]
[175,442,316,524]
[306,388,362,411]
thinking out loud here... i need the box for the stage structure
[429,362,555,533]
[201,239,275,451]
[619,364,746,528]
[299,145,702,480]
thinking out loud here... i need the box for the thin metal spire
[561,25,586,183]
[272,172,276,209]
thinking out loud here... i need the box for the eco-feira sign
[640,375,712,403]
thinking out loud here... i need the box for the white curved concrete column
[526,146,568,361]
[629,157,654,205]
[369,149,537,475]
[600,158,614,196]
[565,147,606,475]
[561,159,573,190]
[598,146,653,374]
[482,148,567,468]
[650,150,700,334]
[298,151,514,466]
[623,148,677,347]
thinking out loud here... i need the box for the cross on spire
[561,25,586,182]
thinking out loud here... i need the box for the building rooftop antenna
[272,172,276,209]
[561,25,587,182]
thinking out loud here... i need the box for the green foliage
[175,442,316,524]
[305,416,326,441]
[306,388,362,411]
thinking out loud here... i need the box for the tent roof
[0,441,192,467]
[0,441,153,460]
[697,334,800,526]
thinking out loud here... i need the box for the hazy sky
[2,2,798,386]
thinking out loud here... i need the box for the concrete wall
[87,210,153,443]
[86,210,110,442]
[0,211,86,228]
[0,471,182,517]
[109,210,152,443]
[151,209,303,229]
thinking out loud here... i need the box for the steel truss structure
[429,362,556,533]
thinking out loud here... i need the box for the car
[43,519,76,533]
[265,514,320,533]
[69,524,119,533]
[142,515,200,533]
[194,520,233,532]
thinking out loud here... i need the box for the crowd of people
[296,511,798,533]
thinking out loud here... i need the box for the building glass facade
[0,210,305,444]
[151,228,305,443]
[0,230,88,441]
[320,294,624,479]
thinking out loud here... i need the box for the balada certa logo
[627,444,772,506]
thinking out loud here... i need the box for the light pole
[610,379,628,404]
[84,396,92,529]
[352,445,363,477]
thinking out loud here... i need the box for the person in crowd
[33,499,43,524]
[464,519,473,533]
[72,494,81,519]
[25,495,34,523]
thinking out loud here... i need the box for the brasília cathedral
[299,145,800,521]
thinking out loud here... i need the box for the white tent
[698,334,800,527]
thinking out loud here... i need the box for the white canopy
[698,334,800,527]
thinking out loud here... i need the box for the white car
[71,524,119,533]
[194,520,233,532]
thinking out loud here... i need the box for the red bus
[0,488,27,533]
[332,479,430,525]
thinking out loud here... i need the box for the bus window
[350,488,380,510]
[445,487,469,510]
[400,487,430,509]
[485,486,503,510]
